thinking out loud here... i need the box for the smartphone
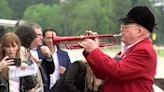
[6,58,21,66]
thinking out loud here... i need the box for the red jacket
[83,38,157,92]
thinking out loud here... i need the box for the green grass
[156,49,164,57]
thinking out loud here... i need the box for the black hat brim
[119,17,136,25]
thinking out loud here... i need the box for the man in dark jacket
[43,27,71,90]
[15,24,55,92]
[30,23,55,92]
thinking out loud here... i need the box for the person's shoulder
[135,38,154,50]
[57,48,68,53]
[37,45,43,49]
[73,61,86,68]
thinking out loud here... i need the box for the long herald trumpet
[53,34,121,49]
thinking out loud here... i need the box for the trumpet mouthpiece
[114,34,122,37]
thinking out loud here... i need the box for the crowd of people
[0,5,160,92]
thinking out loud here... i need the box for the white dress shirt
[50,46,60,89]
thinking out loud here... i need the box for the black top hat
[120,5,156,33]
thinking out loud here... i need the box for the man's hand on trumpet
[79,31,99,53]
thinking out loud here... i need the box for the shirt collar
[54,46,58,53]
[120,37,146,56]
[127,38,145,49]
[31,47,37,51]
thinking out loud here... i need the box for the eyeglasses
[120,24,140,32]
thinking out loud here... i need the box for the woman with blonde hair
[50,60,102,92]
[85,63,102,92]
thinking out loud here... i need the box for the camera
[6,58,21,66]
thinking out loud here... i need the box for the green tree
[22,0,164,45]
[23,3,60,29]
[23,0,115,36]
[7,0,58,19]
[111,0,132,33]
[0,0,13,19]
[64,0,114,35]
